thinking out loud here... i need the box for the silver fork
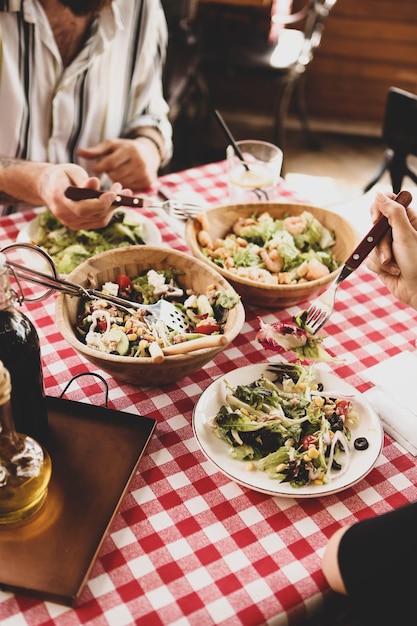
[64,186,203,220]
[305,190,412,334]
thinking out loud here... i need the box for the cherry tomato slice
[117,274,133,296]
[335,399,351,418]
[301,434,318,451]
[96,319,108,333]
[195,320,221,335]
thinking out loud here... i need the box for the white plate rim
[192,363,383,498]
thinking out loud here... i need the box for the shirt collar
[0,0,124,40]
[0,0,23,11]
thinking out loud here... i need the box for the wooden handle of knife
[64,186,145,208]
[344,190,412,271]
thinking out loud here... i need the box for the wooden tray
[0,396,156,606]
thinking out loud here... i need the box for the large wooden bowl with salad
[185,202,359,309]
[55,246,245,386]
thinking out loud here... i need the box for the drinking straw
[213,109,250,171]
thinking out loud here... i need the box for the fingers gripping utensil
[64,187,203,220]
[305,190,412,334]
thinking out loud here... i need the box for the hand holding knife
[64,186,149,208]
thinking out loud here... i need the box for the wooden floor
[281,128,391,207]
[283,128,386,190]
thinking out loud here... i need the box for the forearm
[321,525,349,594]
[0,157,50,206]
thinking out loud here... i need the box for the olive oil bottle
[0,360,52,524]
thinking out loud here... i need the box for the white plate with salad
[193,362,383,498]
[17,208,162,274]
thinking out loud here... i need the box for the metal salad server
[1,243,189,333]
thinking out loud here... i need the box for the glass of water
[226,140,283,203]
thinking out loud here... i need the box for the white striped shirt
[0,0,173,176]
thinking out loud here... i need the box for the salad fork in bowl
[305,190,412,334]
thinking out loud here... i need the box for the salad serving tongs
[2,245,189,333]
[305,190,412,334]
[64,186,203,220]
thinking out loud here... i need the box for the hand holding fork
[305,190,413,334]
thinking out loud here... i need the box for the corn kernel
[128,333,137,342]
[303,454,310,462]
[308,447,320,459]
[313,479,323,485]
[314,396,325,407]
[246,462,255,471]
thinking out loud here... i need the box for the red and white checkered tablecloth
[1,162,417,626]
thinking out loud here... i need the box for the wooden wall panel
[305,0,417,129]
[194,0,417,133]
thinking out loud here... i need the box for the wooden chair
[195,0,338,158]
[363,86,417,194]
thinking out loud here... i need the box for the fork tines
[169,204,203,220]
[305,306,329,334]
[304,281,339,334]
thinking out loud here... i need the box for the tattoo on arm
[0,192,17,203]
[0,157,28,204]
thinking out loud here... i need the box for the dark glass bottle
[0,253,48,440]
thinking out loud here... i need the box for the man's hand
[77,136,161,190]
[39,164,132,230]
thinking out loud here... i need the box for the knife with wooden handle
[64,186,148,208]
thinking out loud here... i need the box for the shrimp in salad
[195,210,339,284]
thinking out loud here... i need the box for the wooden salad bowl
[185,202,359,309]
[55,246,245,386]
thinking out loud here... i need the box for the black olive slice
[354,437,369,450]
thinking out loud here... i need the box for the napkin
[359,351,417,456]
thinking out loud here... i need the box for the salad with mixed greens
[27,209,148,273]
[75,268,240,358]
[210,363,361,488]
[196,210,339,285]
